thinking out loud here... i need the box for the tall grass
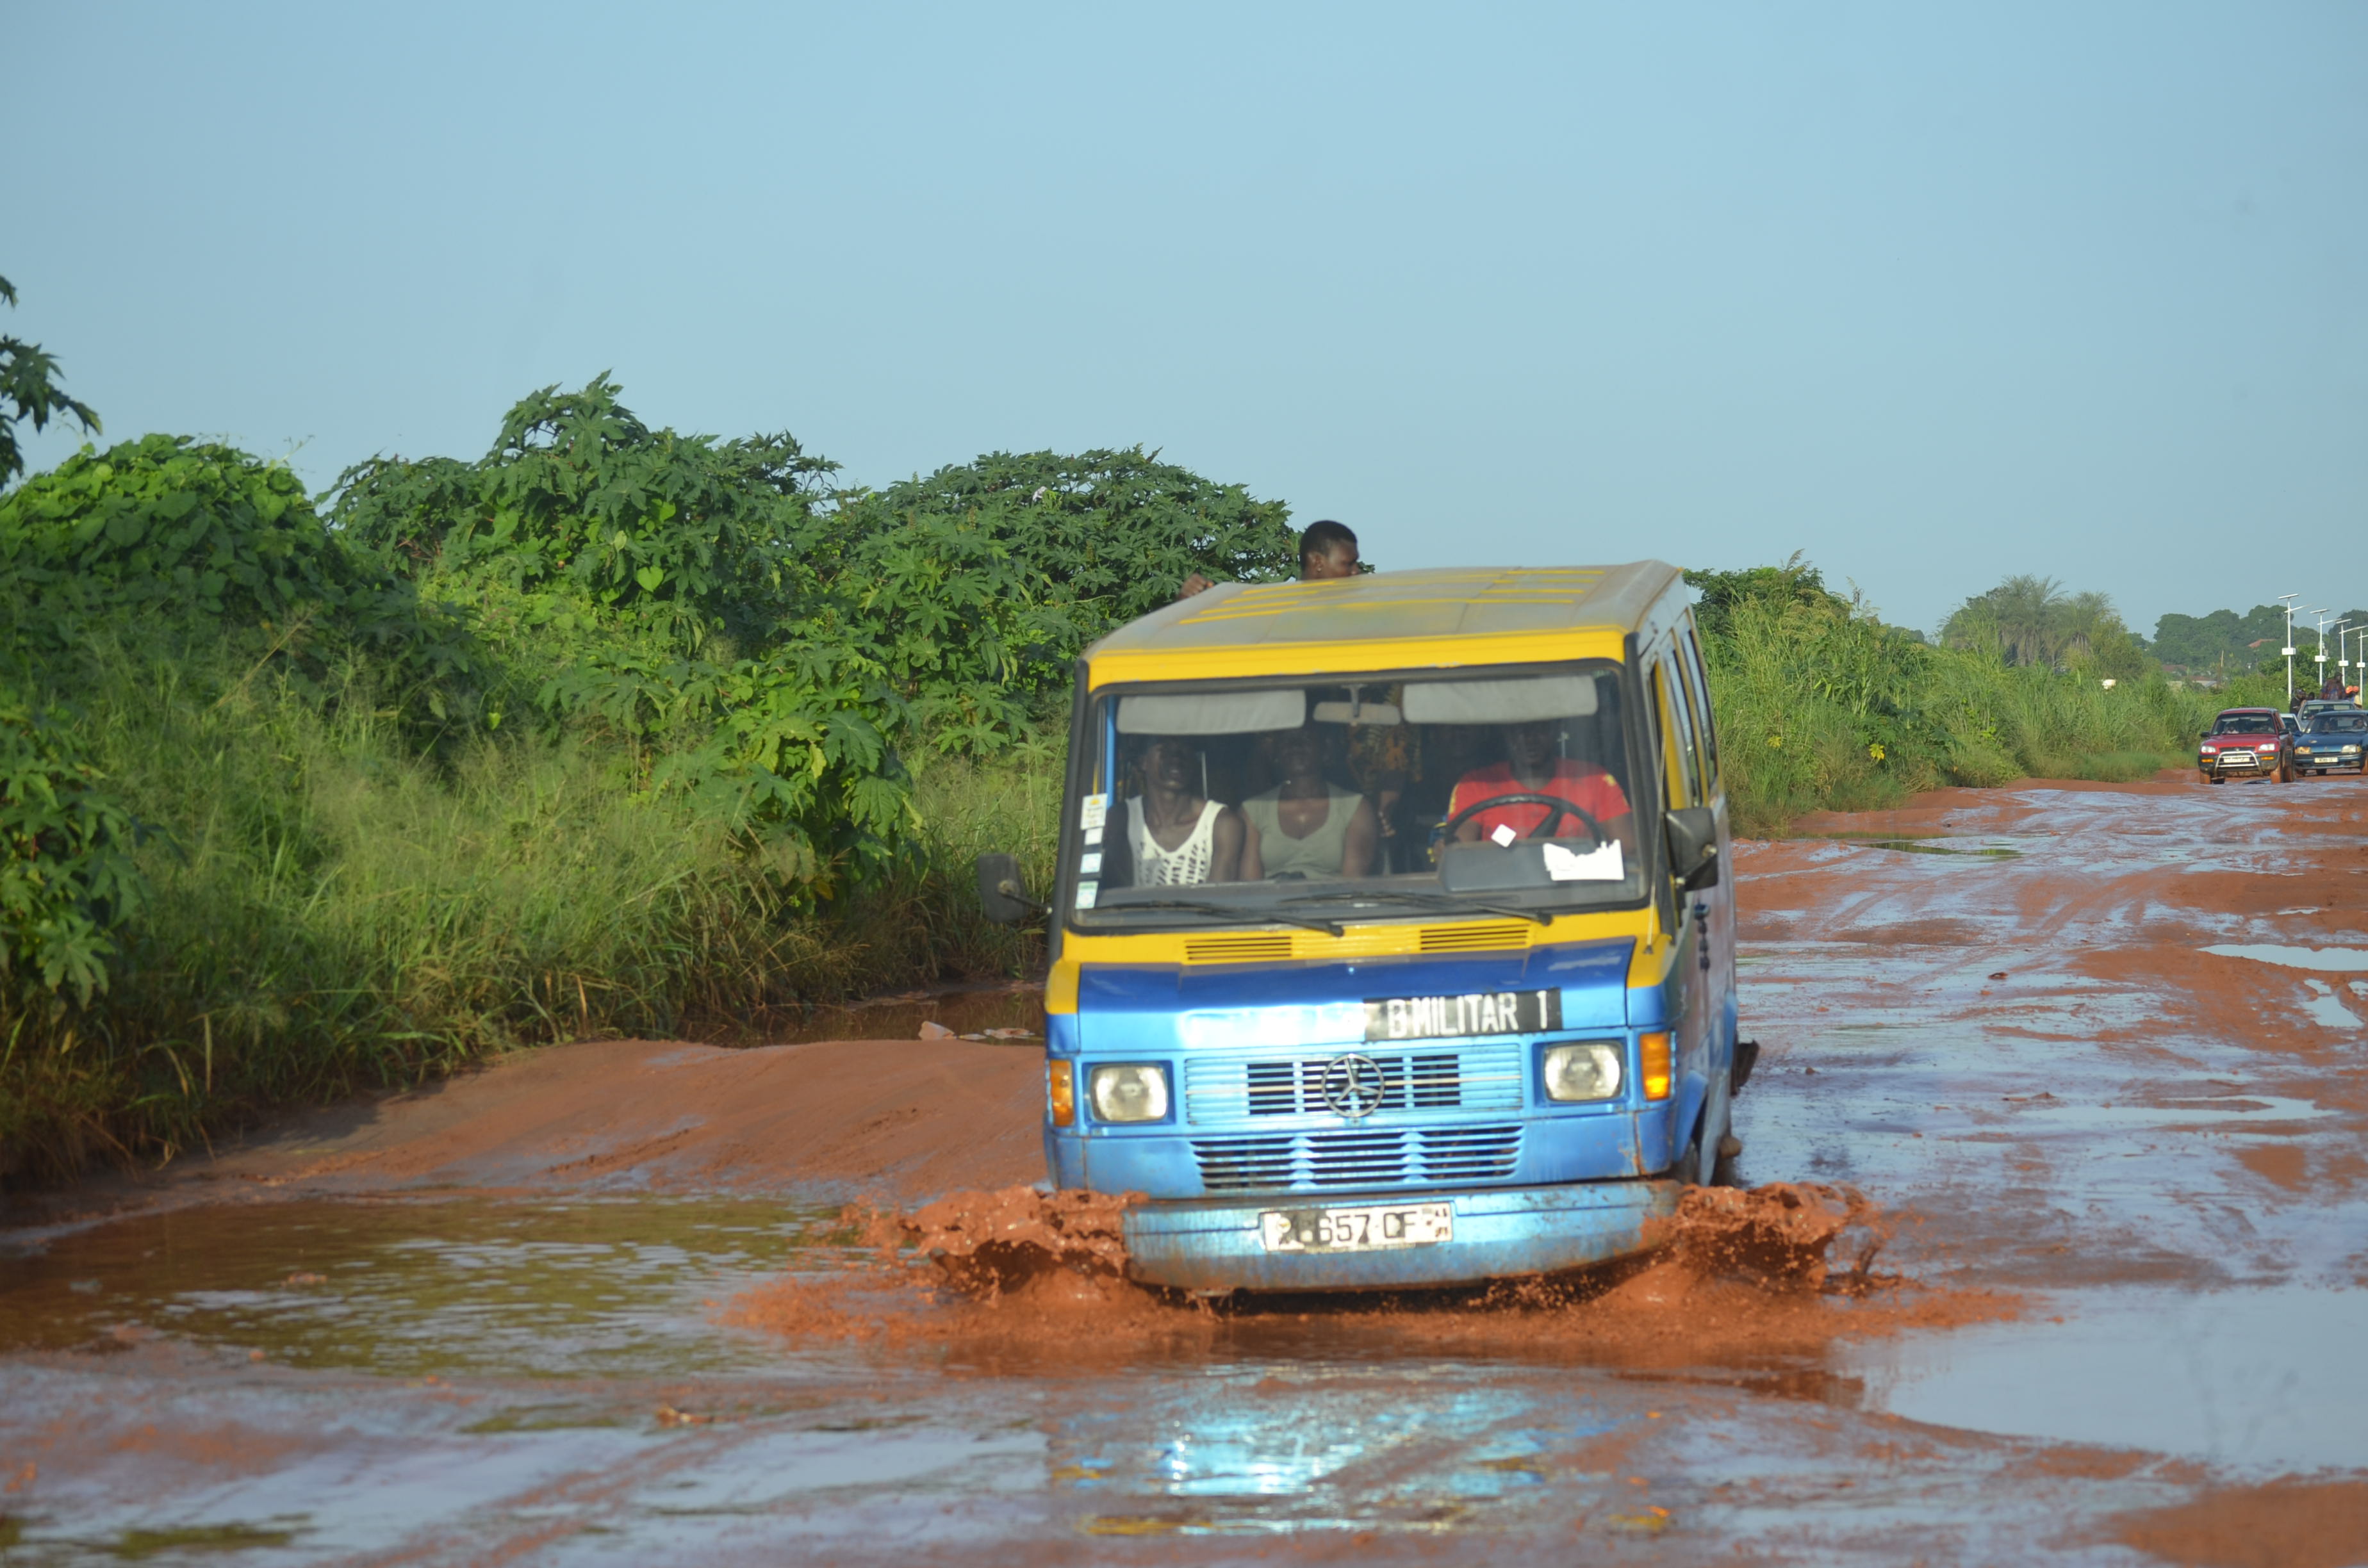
[0,632,1062,1181]
[1704,595,2222,833]
[1,594,2241,1182]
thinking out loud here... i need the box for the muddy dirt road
[4,774,2365,1565]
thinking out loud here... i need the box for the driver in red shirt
[1449,720,1634,844]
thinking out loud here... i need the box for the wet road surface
[3,773,2365,1564]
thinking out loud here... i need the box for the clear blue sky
[6,1,2363,635]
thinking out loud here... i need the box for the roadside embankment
[4,1035,1047,1232]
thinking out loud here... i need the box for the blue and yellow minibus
[979,563,1741,1292]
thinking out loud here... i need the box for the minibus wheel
[1670,1125,1704,1187]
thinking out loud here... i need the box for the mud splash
[1649,1180,1891,1293]
[727,1186,1175,1348]
[732,1182,2010,1371]
[892,1185,1138,1299]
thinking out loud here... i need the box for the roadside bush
[0,377,1304,1180]
[0,630,1062,1181]
[1692,560,2222,832]
[0,434,477,719]
[0,696,147,1006]
[329,375,836,654]
[828,447,1300,712]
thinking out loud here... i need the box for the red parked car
[2198,708,2292,783]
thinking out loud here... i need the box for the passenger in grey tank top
[1240,722,1379,880]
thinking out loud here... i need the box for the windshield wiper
[1096,899,1346,936]
[1275,890,1553,926]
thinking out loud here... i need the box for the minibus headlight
[1089,1064,1170,1123]
[1542,1042,1624,1102]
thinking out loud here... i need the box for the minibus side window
[1677,622,1720,794]
[1665,649,1706,806]
[1651,654,1701,808]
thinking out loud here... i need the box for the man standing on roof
[1178,519,1359,598]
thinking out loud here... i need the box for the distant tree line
[2151,603,2368,678]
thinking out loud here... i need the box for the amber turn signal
[1048,1059,1077,1127]
[1640,1032,1673,1100]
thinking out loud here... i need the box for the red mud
[894,1185,1139,1297]
[42,1035,1049,1218]
[729,1180,2016,1368]
[727,1186,1188,1350]
[2111,1476,2368,1568]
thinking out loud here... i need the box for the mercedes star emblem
[1319,1053,1388,1119]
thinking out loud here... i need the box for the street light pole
[2336,621,2353,688]
[2312,610,2333,697]
[2279,593,2299,704]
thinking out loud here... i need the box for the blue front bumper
[1122,1179,1681,1293]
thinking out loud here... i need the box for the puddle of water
[1809,834,2022,859]
[2002,1094,2334,1132]
[0,1197,834,1378]
[1048,1376,1611,1530]
[1847,1285,2368,1471]
[2201,943,2368,972]
[2299,980,2365,1028]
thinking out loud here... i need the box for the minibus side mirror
[1664,806,1720,892]
[975,853,1045,926]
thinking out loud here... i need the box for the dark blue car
[2294,708,2367,776]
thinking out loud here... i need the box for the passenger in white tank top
[1124,737,1244,886]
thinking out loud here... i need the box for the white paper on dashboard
[1542,840,1624,882]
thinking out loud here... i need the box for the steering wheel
[1440,792,1604,845]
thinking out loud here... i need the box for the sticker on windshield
[1079,792,1108,832]
[1074,880,1099,910]
[1080,852,1103,877]
[1543,840,1624,882]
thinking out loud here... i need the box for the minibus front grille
[1186,1043,1524,1126]
[1194,1126,1524,1193]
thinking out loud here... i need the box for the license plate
[1364,989,1560,1043]
[1259,1202,1454,1253]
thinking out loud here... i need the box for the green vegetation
[1688,559,2221,834]
[1939,574,2152,682]
[0,329,1266,1179]
[0,274,101,484]
[2151,602,2368,680]
[0,276,2269,1182]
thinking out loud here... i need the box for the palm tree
[1944,575,2067,666]
[1944,576,2145,673]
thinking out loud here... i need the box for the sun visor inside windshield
[1116,689,1308,735]
[1401,674,1600,724]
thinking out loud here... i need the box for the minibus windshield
[1066,661,1647,928]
